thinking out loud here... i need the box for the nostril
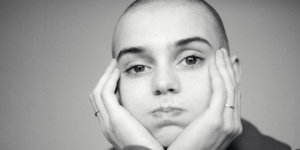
[168,88,175,93]
[154,90,161,95]
[154,88,176,95]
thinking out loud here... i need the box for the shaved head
[112,0,229,57]
[111,1,236,146]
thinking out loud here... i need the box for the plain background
[0,0,299,149]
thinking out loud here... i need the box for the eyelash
[178,55,205,68]
[124,55,204,76]
[124,64,151,76]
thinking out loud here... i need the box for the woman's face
[113,3,222,147]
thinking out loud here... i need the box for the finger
[215,50,236,142]
[208,57,227,115]
[101,67,121,117]
[94,59,117,92]
[231,56,240,84]
[230,55,242,136]
[89,93,99,114]
[89,93,107,132]
[225,85,242,145]
[92,59,117,123]
[225,63,242,146]
[91,90,106,122]
[222,48,236,85]
[215,50,235,130]
[216,49,235,107]
[234,86,242,132]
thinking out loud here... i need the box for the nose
[152,67,180,95]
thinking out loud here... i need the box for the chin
[152,125,184,147]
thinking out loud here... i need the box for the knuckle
[89,94,93,100]
[232,79,237,87]
[101,124,113,139]
[222,124,234,135]
[100,91,109,100]
[230,122,243,137]
[221,88,227,98]
[237,125,243,135]
[109,114,121,126]
[102,124,111,134]
[102,130,110,139]
[92,90,99,99]
[89,93,95,101]
[110,126,117,135]
[233,85,237,93]
[104,122,112,132]
[209,118,223,130]
[102,130,115,144]
[227,83,235,92]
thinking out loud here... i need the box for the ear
[231,55,241,84]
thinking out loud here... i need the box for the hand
[89,59,163,150]
[168,49,242,150]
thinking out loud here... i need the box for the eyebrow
[116,36,212,61]
[117,47,145,61]
[176,36,212,48]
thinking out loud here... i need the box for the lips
[151,107,184,118]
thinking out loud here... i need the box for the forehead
[113,2,220,56]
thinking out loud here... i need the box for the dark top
[110,119,291,150]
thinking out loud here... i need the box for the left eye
[132,65,146,73]
[180,55,204,66]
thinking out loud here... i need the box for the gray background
[0,0,299,149]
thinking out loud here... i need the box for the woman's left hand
[168,48,242,150]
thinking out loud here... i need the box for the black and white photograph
[0,0,299,150]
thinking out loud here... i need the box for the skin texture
[115,2,222,146]
[90,1,242,150]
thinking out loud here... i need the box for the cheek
[180,68,211,117]
[119,75,152,116]
[118,66,212,124]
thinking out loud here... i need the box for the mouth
[151,106,185,118]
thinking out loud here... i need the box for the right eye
[125,65,150,75]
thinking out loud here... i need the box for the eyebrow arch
[117,47,145,61]
[176,36,212,47]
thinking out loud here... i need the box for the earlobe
[231,56,241,84]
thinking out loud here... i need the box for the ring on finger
[224,104,235,109]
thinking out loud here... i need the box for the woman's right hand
[89,59,163,150]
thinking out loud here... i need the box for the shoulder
[227,119,291,150]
